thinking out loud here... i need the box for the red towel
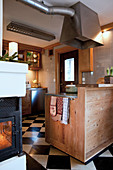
[50,96,57,116]
[57,97,63,115]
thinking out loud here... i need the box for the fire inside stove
[0,121,12,150]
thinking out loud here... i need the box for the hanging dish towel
[52,97,63,121]
[61,98,70,125]
[57,97,63,115]
[50,96,57,116]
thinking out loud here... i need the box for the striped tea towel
[61,98,70,124]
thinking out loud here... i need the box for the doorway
[60,50,78,93]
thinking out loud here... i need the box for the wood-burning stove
[0,97,23,162]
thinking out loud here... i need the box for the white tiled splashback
[38,49,55,93]
[81,30,113,84]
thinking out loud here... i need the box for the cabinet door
[79,48,93,72]
[79,48,93,83]
[22,90,31,115]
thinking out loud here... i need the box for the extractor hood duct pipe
[16,0,75,17]
[17,0,103,49]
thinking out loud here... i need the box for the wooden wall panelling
[44,42,61,49]
[45,95,51,142]
[3,40,43,52]
[23,50,27,62]
[75,87,85,161]
[85,88,113,160]
[45,87,113,162]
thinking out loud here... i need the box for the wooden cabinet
[79,48,93,72]
[79,48,93,83]
[26,51,42,70]
[22,89,31,115]
[18,50,42,71]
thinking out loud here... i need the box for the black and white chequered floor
[22,113,113,170]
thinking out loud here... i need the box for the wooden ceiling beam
[44,42,61,49]
[101,22,113,32]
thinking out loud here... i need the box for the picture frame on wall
[18,54,24,60]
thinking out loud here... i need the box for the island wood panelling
[85,88,113,160]
[45,87,113,162]
[45,88,85,162]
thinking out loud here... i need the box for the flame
[0,122,12,150]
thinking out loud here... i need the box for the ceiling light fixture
[7,21,55,41]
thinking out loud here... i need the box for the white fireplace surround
[0,61,28,170]
[0,61,28,97]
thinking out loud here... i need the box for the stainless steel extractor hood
[60,2,103,49]
[17,0,103,49]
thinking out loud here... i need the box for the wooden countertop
[45,93,77,99]
[77,84,113,87]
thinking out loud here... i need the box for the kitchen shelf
[26,51,42,70]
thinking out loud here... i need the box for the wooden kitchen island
[45,87,113,163]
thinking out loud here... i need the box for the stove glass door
[0,117,14,151]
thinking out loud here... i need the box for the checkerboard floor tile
[22,113,113,170]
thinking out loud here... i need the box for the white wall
[26,70,36,87]
[38,44,66,93]
[38,49,56,93]
[83,30,113,84]
[0,0,3,56]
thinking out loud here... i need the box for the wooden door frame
[55,46,77,93]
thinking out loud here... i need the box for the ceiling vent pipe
[16,0,75,17]
[16,0,103,49]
